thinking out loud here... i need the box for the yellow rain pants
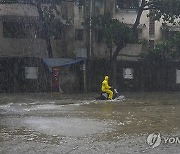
[101,76,113,99]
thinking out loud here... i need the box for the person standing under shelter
[101,76,113,99]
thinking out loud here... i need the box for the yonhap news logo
[147,133,180,148]
[147,133,161,148]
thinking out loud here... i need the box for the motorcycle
[96,88,125,101]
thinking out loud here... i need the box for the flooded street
[0,92,180,154]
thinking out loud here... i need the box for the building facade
[0,0,179,59]
[0,0,84,92]
[0,0,180,92]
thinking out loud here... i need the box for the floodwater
[0,92,180,154]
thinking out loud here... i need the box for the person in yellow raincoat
[101,76,113,99]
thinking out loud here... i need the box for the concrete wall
[113,9,162,41]
[0,3,73,58]
[0,21,43,57]
[0,4,38,17]
[0,21,69,58]
[74,4,84,28]
[117,44,142,61]
[0,1,176,60]
[0,3,62,18]
[73,3,87,57]
[139,10,162,41]
[114,9,137,25]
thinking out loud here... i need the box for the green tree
[141,41,174,62]
[91,13,133,86]
[0,0,62,58]
[174,32,180,52]
[133,0,180,35]
[141,32,180,61]
[91,0,180,87]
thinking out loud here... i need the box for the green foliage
[147,0,180,25]
[174,32,180,51]
[141,41,173,61]
[141,39,149,52]
[141,32,180,61]
[91,13,133,48]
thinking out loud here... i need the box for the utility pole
[84,0,93,92]
[89,0,93,58]
[85,0,93,92]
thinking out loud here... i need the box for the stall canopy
[43,58,85,71]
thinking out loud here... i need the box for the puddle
[22,117,111,137]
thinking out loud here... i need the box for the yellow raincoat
[101,76,113,99]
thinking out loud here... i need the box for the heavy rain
[0,0,180,154]
[0,92,180,153]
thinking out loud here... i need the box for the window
[3,22,28,38]
[95,29,103,43]
[117,0,139,9]
[75,29,83,41]
[41,0,61,4]
[75,0,83,6]
[149,40,155,49]
[1,0,62,4]
[35,23,62,40]
[18,0,32,3]
[0,0,34,4]
[149,17,155,35]
[95,0,103,7]
[41,0,50,4]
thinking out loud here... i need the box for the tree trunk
[132,0,145,38]
[111,59,117,88]
[111,43,125,88]
[110,1,146,89]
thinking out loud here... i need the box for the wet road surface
[0,92,180,153]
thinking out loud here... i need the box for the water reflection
[0,93,180,153]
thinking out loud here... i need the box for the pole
[89,0,93,58]
[86,0,93,92]
[83,60,87,92]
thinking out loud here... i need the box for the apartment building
[0,0,179,59]
[74,0,163,60]
[0,0,72,58]
[0,0,84,92]
[0,0,179,92]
